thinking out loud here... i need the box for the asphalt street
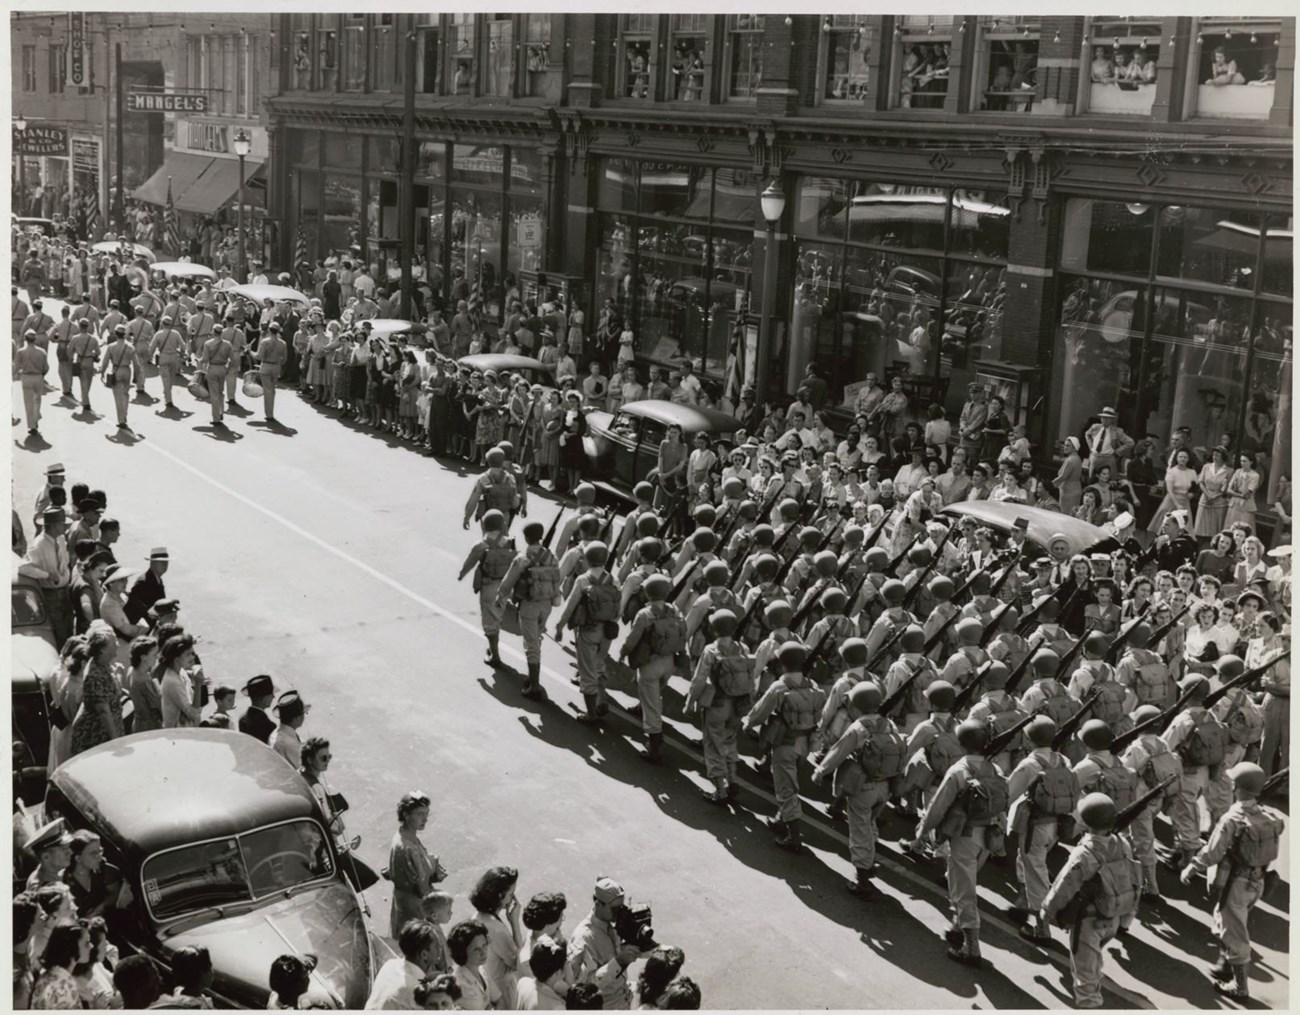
[11,381,1291,1010]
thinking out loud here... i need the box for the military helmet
[848,682,884,715]
[839,638,868,667]
[583,541,610,567]
[1078,792,1118,832]
[956,720,990,751]
[778,641,808,669]
[481,509,506,532]
[643,574,672,601]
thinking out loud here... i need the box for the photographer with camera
[567,876,655,1009]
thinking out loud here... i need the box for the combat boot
[1214,963,1250,1000]
[485,634,501,666]
[576,694,603,725]
[770,819,790,846]
[847,868,881,899]
[947,929,983,967]
[826,797,847,822]
[643,732,663,764]
[779,821,803,853]
[521,662,545,700]
[1208,957,1233,983]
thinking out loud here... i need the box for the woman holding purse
[385,790,447,939]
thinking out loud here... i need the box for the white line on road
[142,438,1152,1009]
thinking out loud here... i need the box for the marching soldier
[965,661,1029,773]
[1073,721,1140,826]
[197,326,235,427]
[1018,649,1080,727]
[14,331,49,437]
[127,306,154,397]
[899,680,962,829]
[554,483,599,557]
[220,314,248,409]
[615,513,662,582]
[723,503,762,565]
[187,298,217,357]
[621,573,686,762]
[618,537,666,621]
[1042,792,1142,1009]
[752,599,800,697]
[987,606,1030,674]
[922,576,960,663]
[1179,762,1285,1000]
[148,315,187,410]
[683,560,740,657]
[1007,716,1078,943]
[69,318,100,411]
[253,321,288,422]
[496,520,562,699]
[457,509,515,666]
[686,610,754,800]
[1206,656,1264,820]
[495,441,529,520]
[559,514,604,593]
[812,681,907,899]
[803,587,854,681]
[938,618,988,691]
[463,447,521,529]
[1162,675,1230,867]
[782,528,826,597]
[861,579,914,663]
[916,720,1008,967]
[50,306,76,399]
[736,553,784,649]
[732,525,777,587]
[1117,704,1183,899]
[1067,633,1135,734]
[99,324,140,432]
[742,642,827,851]
[883,624,937,735]
[816,638,871,747]
[849,547,892,623]
[1115,622,1177,710]
[613,482,656,563]
[554,541,621,725]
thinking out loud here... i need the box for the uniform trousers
[1260,693,1289,779]
[158,357,181,404]
[20,376,43,429]
[701,696,741,781]
[772,735,812,821]
[478,580,503,636]
[1169,766,1211,853]
[1128,803,1160,892]
[258,365,281,418]
[1214,871,1264,965]
[946,828,989,931]
[636,654,675,736]
[57,356,74,395]
[205,366,228,422]
[575,624,610,695]
[846,780,890,870]
[1017,820,1058,911]
[76,359,96,404]
[1070,914,1121,1008]
[517,599,550,665]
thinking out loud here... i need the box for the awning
[132,151,213,206]
[174,158,265,215]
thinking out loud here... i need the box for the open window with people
[977,17,1038,113]
[1085,18,1162,115]
[1191,19,1281,119]
[891,17,953,109]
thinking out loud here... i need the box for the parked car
[457,353,556,389]
[940,501,1117,559]
[582,399,743,502]
[45,728,384,1008]
[12,556,56,778]
[14,216,57,236]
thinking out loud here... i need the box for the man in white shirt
[20,507,75,646]
[776,410,817,453]
[677,360,702,404]
[269,691,310,769]
[353,266,376,300]
[893,448,928,500]
[366,919,443,1010]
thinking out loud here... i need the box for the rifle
[772,540,803,588]
[599,509,617,547]
[988,554,1022,599]
[978,598,1017,648]
[736,586,767,639]
[921,605,963,655]
[817,515,846,556]
[804,629,835,674]
[1203,651,1290,709]
[984,710,1036,757]
[1112,775,1179,833]
[541,506,565,551]
[1002,649,1037,697]
[863,512,889,551]
[1110,681,1201,754]
[866,620,909,672]
[789,579,832,633]
[1103,609,1150,664]
[950,659,995,714]
[880,660,925,718]
[1147,604,1192,651]
[884,534,920,577]
[1260,767,1289,798]
[1051,688,1101,751]
[715,501,748,555]
[1015,592,1054,636]
[902,524,955,609]
[668,559,699,602]
[1052,632,1087,683]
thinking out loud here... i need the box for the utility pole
[398,22,416,319]
[114,41,124,231]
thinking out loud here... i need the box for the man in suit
[238,674,277,743]
[124,547,169,624]
[1084,406,1135,479]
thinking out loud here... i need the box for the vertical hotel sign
[66,13,88,88]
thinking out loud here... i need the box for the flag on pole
[724,293,748,406]
[294,227,308,271]
[78,186,100,241]
[164,176,181,257]
[468,250,483,334]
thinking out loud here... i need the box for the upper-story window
[669,14,710,102]
[235,35,247,114]
[449,13,476,95]
[371,14,397,93]
[484,14,515,97]
[618,14,656,100]
[1190,18,1281,120]
[523,15,560,101]
[22,45,36,92]
[415,15,439,95]
[1085,17,1161,116]
[290,14,312,91]
[48,44,66,94]
[975,17,1038,113]
[342,14,365,92]
[891,17,953,110]
[724,14,764,99]
[820,15,872,103]
[319,22,339,92]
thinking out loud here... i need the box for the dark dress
[559,408,587,471]
[70,660,122,755]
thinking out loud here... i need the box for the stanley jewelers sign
[14,124,70,155]
[126,89,209,114]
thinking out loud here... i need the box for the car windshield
[12,586,45,627]
[142,819,334,922]
[609,412,641,439]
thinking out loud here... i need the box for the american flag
[467,250,483,333]
[78,185,100,242]
[164,176,181,257]
[723,292,749,406]
[294,227,308,271]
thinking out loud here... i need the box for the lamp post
[755,179,786,410]
[233,128,252,282]
[14,114,27,217]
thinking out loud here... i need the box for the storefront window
[321,176,362,257]
[977,17,1038,113]
[947,190,1011,260]
[1085,18,1161,116]
[523,15,560,101]
[323,133,363,171]
[1249,304,1292,499]
[452,144,505,187]
[508,195,545,276]
[945,259,1006,364]
[598,215,635,317]
[510,148,544,197]
[1260,215,1293,296]
[452,190,503,321]
[846,183,947,253]
[599,159,639,214]
[484,15,515,97]
[794,177,849,240]
[342,15,365,93]
[1060,198,1154,278]
[640,164,713,220]
[415,141,447,181]
[725,14,764,98]
[822,15,871,103]
[618,14,656,100]
[892,16,953,110]
[1156,205,1263,291]
[668,15,710,102]
[449,14,476,96]
[288,129,321,169]
[1191,19,1281,120]
[295,170,321,261]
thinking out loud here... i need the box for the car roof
[619,399,743,434]
[458,354,550,373]
[940,501,1117,558]
[52,729,322,858]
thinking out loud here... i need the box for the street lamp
[232,128,252,281]
[755,179,786,409]
[14,114,28,217]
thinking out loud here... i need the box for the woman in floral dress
[70,628,123,755]
[1148,448,1198,533]
[331,331,354,412]
[535,390,563,487]
[506,377,531,452]
[47,636,90,772]
[1225,452,1262,530]
[473,371,506,462]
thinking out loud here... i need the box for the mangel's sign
[126,90,210,114]
[14,125,69,155]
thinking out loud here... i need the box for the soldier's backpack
[779,684,822,732]
[646,602,687,657]
[982,695,1031,750]
[1221,690,1265,748]
[1230,808,1282,868]
[621,571,656,623]
[1092,756,1139,811]
[1036,678,1078,726]
[1129,650,1174,708]
[1030,756,1079,817]
[480,538,516,581]
[583,574,621,624]
[961,758,1009,826]
[858,720,907,781]
[1180,711,1229,768]
[482,467,519,513]
[712,647,754,698]
[1088,836,1141,919]
[518,546,561,602]
[1136,737,1183,803]
[925,716,965,777]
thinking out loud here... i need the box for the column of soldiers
[464,475,1290,1006]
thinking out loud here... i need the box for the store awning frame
[174,157,265,215]
[132,151,213,206]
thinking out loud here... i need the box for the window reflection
[1156,205,1261,290]
[893,17,953,109]
[1060,199,1153,277]
[321,176,361,258]
[823,16,871,102]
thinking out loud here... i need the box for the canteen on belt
[188,373,209,401]
[241,369,264,398]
